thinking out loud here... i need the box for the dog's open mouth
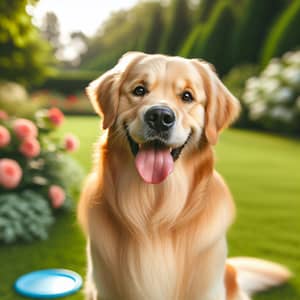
[125,125,191,184]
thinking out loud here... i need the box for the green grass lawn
[0,116,299,300]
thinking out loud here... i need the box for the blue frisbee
[14,269,82,299]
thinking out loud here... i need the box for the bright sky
[30,0,141,61]
[32,0,141,37]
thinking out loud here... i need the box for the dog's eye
[181,91,194,103]
[132,85,148,97]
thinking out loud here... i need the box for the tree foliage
[0,0,54,87]
[77,0,299,77]
[261,0,300,66]
[41,12,61,53]
[231,0,288,66]
[179,25,202,58]
[197,1,236,75]
[195,0,219,23]
[80,2,165,70]
[139,3,165,54]
[159,0,191,55]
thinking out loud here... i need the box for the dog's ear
[86,52,146,129]
[192,59,240,145]
[86,70,119,129]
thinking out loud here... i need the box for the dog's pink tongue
[135,147,173,184]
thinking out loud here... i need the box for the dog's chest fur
[87,164,231,300]
[88,224,227,300]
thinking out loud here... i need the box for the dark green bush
[160,0,191,55]
[138,4,164,54]
[196,1,236,75]
[179,25,202,58]
[261,0,300,66]
[0,190,54,244]
[195,0,219,23]
[231,0,287,66]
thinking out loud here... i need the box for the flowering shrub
[243,50,300,134]
[223,64,260,128]
[0,126,10,147]
[0,107,84,244]
[0,81,45,119]
[0,159,22,189]
[48,107,65,126]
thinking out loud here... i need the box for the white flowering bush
[243,50,300,134]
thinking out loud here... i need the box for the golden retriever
[78,52,291,300]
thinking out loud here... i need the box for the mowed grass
[0,116,299,300]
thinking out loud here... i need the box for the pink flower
[0,159,23,189]
[67,95,78,103]
[13,118,38,139]
[48,185,65,208]
[64,134,79,152]
[0,126,10,148]
[19,137,40,158]
[48,108,64,126]
[0,110,8,120]
[50,99,58,106]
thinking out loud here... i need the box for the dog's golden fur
[78,52,290,300]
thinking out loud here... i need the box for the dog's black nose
[145,106,175,132]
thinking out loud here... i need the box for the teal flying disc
[14,269,82,299]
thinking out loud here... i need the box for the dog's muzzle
[123,106,192,184]
[124,122,191,184]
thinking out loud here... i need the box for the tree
[179,25,202,58]
[139,3,165,54]
[41,12,61,53]
[231,0,288,66]
[196,1,236,75]
[0,0,53,86]
[195,0,219,23]
[80,2,164,71]
[159,0,192,55]
[261,0,300,66]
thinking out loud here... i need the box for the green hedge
[160,0,191,55]
[195,0,219,23]
[231,0,287,66]
[38,70,100,94]
[261,0,300,66]
[179,25,202,58]
[139,5,164,54]
[196,1,236,75]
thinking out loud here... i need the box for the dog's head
[87,52,240,184]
